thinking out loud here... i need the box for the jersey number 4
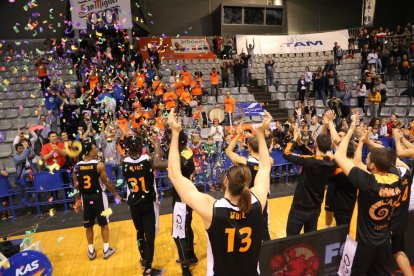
[128,177,147,193]
[225,227,252,253]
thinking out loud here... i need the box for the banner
[0,250,52,276]
[237,102,264,117]
[236,30,349,55]
[259,225,348,276]
[362,0,376,27]
[70,0,133,30]
[138,37,217,61]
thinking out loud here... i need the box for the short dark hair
[125,136,143,156]
[316,134,331,153]
[48,131,57,138]
[248,136,258,153]
[15,143,23,151]
[369,148,395,172]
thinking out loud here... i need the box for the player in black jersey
[391,130,413,276]
[283,125,336,236]
[73,138,122,260]
[122,136,164,276]
[225,125,271,241]
[167,108,273,276]
[334,115,404,276]
[154,128,198,276]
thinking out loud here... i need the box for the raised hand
[257,110,273,131]
[167,108,182,133]
[392,128,403,141]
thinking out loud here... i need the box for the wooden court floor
[15,195,331,276]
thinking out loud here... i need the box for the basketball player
[225,123,271,241]
[150,128,198,275]
[334,115,404,275]
[167,108,272,276]
[73,138,122,260]
[122,136,163,276]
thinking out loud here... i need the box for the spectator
[272,121,285,142]
[178,88,193,118]
[265,60,275,88]
[326,71,338,98]
[40,131,67,169]
[399,54,410,80]
[209,118,224,153]
[43,85,61,133]
[13,139,38,179]
[309,116,322,137]
[190,78,203,104]
[35,57,50,92]
[304,66,313,96]
[0,162,10,220]
[368,88,381,119]
[297,75,306,103]
[374,78,387,115]
[210,68,220,101]
[180,65,192,90]
[356,79,367,114]
[232,58,243,88]
[220,62,230,88]
[314,72,326,106]
[293,102,304,123]
[224,91,236,126]
[223,35,233,58]
[338,84,351,118]
[304,99,316,118]
[386,113,400,135]
[333,42,343,65]
[367,48,378,71]
[193,104,208,128]
[245,38,255,66]
[240,52,250,86]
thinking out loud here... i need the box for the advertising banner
[0,250,52,276]
[259,225,348,276]
[237,102,265,117]
[138,37,217,61]
[236,30,349,55]
[362,0,376,27]
[70,0,133,30]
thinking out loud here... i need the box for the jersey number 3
[128,177,147,193]
[83,175,92,189]
[225,227,252,253]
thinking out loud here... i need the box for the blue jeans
[211,84,219,100]
[316,89,327,106]
[266,74,274,86]
[286,206,320,236]
[242,68,249,85]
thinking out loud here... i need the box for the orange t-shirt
[224,97,235,113]
[36,63,47,77]
[135,73,145,88]
[211,72,219,85]
[191,81,202,96]
[155,116,165,130]
[152,81,164,96]
[163,91,178,110]
[174,81,184,96]
[117,118,128,133]
[181,71,192,86]
[193,109,205,120]
[180,91,192,104]
[89,75,99,90]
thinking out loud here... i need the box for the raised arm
[326,110,341,145]
[167,108,215,228]
[393,130,412,169]
[225,122,247,165]
[250,111,273,210]
[334,115,357,176]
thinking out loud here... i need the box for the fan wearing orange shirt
[179,88,193,117]
[88,69,99,90]
[193,104,208,128]
[191,79,203,104]
[174,76,185,97]
[135,70,145,89]
[162,89,178,111]
[210,67,220,101]
[35,57,50,92]
[151,76,164,104]
[180,66,192,89]
[224,90,236,125]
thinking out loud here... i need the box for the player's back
[206,194,263,276]
[75,160,103,194]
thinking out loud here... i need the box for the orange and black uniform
[74,160,109,228]
[347,166,402,276]
[390,167,412,254]
[283,142,336,236]
[123,155,158,271]
[327,168,357,225]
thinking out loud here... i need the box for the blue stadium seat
[0,175,24,221]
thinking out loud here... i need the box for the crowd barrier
[259,211,414,276]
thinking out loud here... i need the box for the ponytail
[226,164,252,213]
[238,186,252,213]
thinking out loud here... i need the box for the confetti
[67,189,79,198]
[57,237,64,243]
[49,163,60,174]
[49,208,55,217]
[0,259,10,270]
[101,208,113,217]
[116,179,124,187]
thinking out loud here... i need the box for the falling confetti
[101,208,113,217]
[49,208,55,217]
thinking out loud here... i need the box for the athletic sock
[103,243,109,252]
[88,244,94,253]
